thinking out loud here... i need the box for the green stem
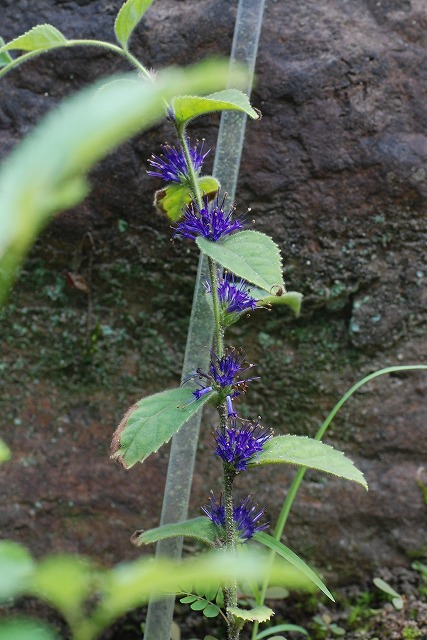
[0,39,151,80]
[68,39,152,78]
[177,127,204,208]
[208,257,224,356]
[251,364,427,640]
[176,125,241,639]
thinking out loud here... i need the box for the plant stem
[177,123,242,640]
[0,39,152,80]
[67,39,152,78]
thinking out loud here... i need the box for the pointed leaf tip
[172,88,258,126]
[114,0,155,49]
[252,435,368,489]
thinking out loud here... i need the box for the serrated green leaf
[203,603,220,618]
[132,517,219,546]
[30,555,99,620]
[251,435,367,489]
[0,37,13,67]
[173,88,259,126]
[0,25,67,53]
[114,0,154,49]
[0,541,35,601]
[0,619,59,640]
[0,58,246,304]
[253,532,335,602]
[257,623,309,639]
[111,388,214,468]
[155,176,219,222]
[253,289,303,317]
[197,230,284,292]
[0,439,10,463]
[229,605,274,623]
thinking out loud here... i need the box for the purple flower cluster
[204,273,258,324]
[214,420,272,471]
[173,193,243,242]
[202,492,268,542]
[184,348,258,417]
[147,139,209,184]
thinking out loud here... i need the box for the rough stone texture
[0,0,426,584]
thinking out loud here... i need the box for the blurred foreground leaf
[0,59,247,304]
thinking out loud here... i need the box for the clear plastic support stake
[143,1,266,638]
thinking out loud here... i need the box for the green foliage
[252,288,303,317]
[402,627,422,640]
[373,577,403,610]
[173,89,259,127]
[110,387,215,468]
[155,176,220,221]
[252,435,367,489]
[197,231,285,292]
[0,541,309,640]
[0,24,67,52]
[132,516,219,546]
[256,623,308,639]
[180,594,221,617]
[0,619,59,640]
[312,614,346,638]
[114,0,155,50]
[0,58,245,304]
[0,37,13,66]
[253,533,334,602]
[0,541,35,601]
[229,606,274,623]
[0,439,10,463]
[30,555,99,622]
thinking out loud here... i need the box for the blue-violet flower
[147,139,209,184]
[202,492,268,542]
[184,348,258,416]
[204,273,258,320]
[214,420,272,471]
[173,193,243,242]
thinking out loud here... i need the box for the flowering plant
[1,2,425,640]
[114,113,368,638]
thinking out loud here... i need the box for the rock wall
[0,0,426,582]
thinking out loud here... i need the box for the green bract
[155,176,220,221]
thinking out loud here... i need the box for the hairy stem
[177,126,240,640]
